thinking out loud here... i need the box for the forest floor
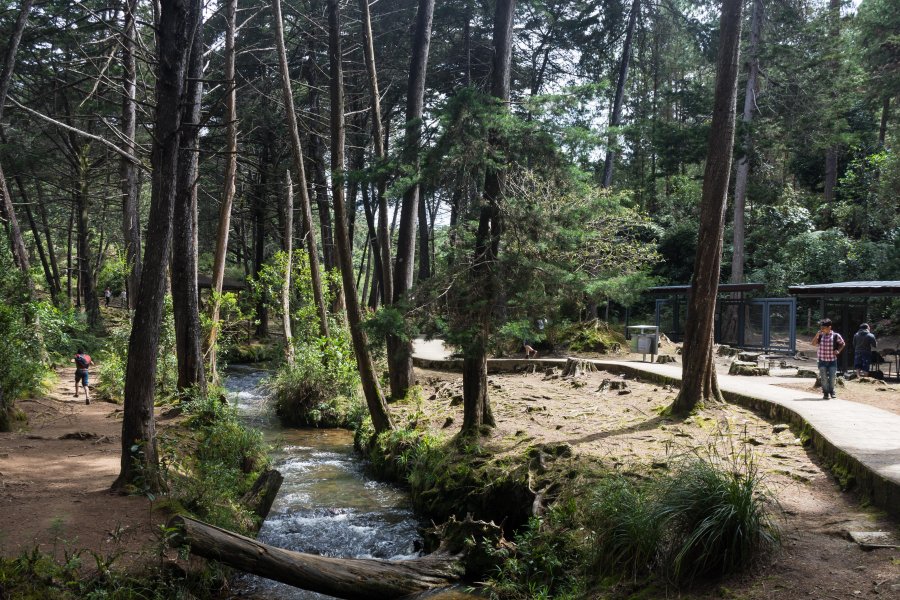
[0,366,162,565]
[406,366,900,599]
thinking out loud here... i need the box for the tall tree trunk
[272,0,330,339]
[171,12,207,395]
[75,149,102,329]
[671,0,744,415]
[878,97,890,146]
[601,0,639,188]
[417,187,430,280]
[0,0,36,287]
[387,0,435,400]
[282,170,294,364]
[822,0,841,214]
[113,0,196,493]
[208,0,239,380]
[67,205,74,302]
[253,139,270,338]
[358,0,393,305]
[730,0,762,285]
[121,0,142,310]
[461,0,516,435]
[10,171,57,302]
[326,0,393,434]
[35,178,62,296]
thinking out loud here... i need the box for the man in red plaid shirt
[813,318,845,400]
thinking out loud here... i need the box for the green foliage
[556,320,626,354]
[0,547,226,599]
[201,290,249,367]
[158,391,270,534]
[268,331,363,428]
[95,296,179,404]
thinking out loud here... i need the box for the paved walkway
[411,338,900,517]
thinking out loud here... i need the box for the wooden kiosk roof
[646,283,765,295]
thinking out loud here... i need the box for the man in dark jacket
[853,323,877,378]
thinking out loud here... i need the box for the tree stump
[728,360,769,376]
[655,355,677,364]
[240,468,283,526]
[598,379,629,392]
[562,358,596,378]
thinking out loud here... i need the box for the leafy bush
[268,331,363,428]
[159,392,269,533]
[556,319,626,353]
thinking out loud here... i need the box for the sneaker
[85,398,90,405]
[830,393,837,399]
[822,394,829,400]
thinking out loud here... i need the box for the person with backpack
[812,318,845,400]
[73,349,93,404]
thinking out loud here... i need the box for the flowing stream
[225,368,458,600]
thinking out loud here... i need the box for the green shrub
[556,319,626,353]
[268,332,363,428]
[159,392,270,534]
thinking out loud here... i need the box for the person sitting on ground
[524,344,538,359]
[812,318,844,400]
[73,349,94,405]
[852,323,877,378]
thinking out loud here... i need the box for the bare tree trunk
[121,0,142,309]
[0,0,36,287]
[358,0,393,305]
[671,0,744,415]
[172,12,207,395]
[327,0,393,434]
[282,171,294,364]
[730,0,762,285]
[388,0,435,400]
[253,139,270,338]
[12,175,57,302]
[272,0,330,339]
[113,0,196,493]
[67,205,74,302]
[601,0,639,189]
[75,150,102,329]
[822,0,841,217]
[417,187,430,280]
[878,97,890,146]
[207,0,239,380]
[461,0,516,435]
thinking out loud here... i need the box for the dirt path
[0,368,159,562]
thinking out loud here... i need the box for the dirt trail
[0,367,159,561]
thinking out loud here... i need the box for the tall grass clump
[656,451,781,585]
[583,475,661,582]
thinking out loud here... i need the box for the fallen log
[169,515,477,600]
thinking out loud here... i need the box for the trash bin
[627,325,659,362]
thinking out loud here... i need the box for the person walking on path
[104,287,112,307]
[813,318,845,400]
[852,323,877,378]
[73,349,94,405]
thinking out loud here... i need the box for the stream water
[224,369,445,600]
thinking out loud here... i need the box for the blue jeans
[818,360,837,396]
